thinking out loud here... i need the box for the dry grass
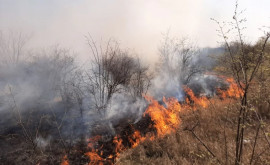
[117,98,270,165]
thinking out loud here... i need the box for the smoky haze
[0,0,269,63]
[0,1,269,164]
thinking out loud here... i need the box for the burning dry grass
[2,76,269,165]
[60,77,257,164]
[117,98,270,165]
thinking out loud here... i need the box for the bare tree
[128,57,152,99]
[0,31,30,64]
[212,1,270,164]
[158,33,202,85]
[85,36,151,114]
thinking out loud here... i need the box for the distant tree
[158,33,202,85]
[128,57,152,99]
[0,31,30,64]
[85,37,151,113]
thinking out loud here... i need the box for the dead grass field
[117,97,270,165]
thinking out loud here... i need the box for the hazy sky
[0,0,269,62]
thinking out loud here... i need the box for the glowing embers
[85,151,104,165]
[82,128,149,164]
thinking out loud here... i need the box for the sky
[0,0,269,62]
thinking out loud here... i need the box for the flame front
[61,76,243,164]
[184,86,209,108]
[143,96,181,136]
[217,77,244,99]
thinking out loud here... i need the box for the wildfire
[113,136,124,157]
[60,155,69,165]
[61,76,242,164]
[85,151,104,165]
[128,130,146,148]
[217,77,244,99]
[143,96,181,136]
[184,86,209,108]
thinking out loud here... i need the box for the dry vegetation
[0,2,270,165]
[117,96,270,165]
[117,3,270,164]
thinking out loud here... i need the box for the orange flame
[113,136,124,157]
[63,76,243,164]
[217,77,244,99]
[143,96,182,136]
[61,155,69,165]
[128,130,146,148]
[85,151,103,165]
[184,86,209,108]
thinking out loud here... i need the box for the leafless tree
[128,57,152,99]
[158,33,202,85]
[0,30,30,64]
[85,36,151,114]
[212,1,270,164]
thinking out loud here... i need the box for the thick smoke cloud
[0,41,225,140]
[0,48,149,140]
